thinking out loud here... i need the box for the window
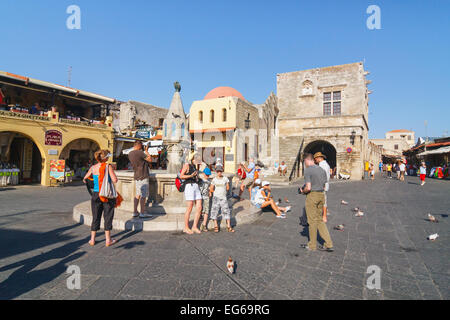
[164,122,167,136]
[323,91,341,115]
[323,102,331,115]
[394,144,399,150]
[210,110,214,123]
[390,136,393,139]
[158,118,164,127]
[408,135,411,140]
[222,108,227,122]
[171,123,176,137]
[181,123,185,137]
[199,111,203,123]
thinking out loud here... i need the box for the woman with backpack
[83,150,118,247]
[180,152,203,234]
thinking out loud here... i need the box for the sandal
[214,226,220,233]
[227,227,235,233]
[105,239,117,247]
[88,240,95,246]
[200,224,208,232]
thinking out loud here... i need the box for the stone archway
[304,140,337,169]
[59,138,101,171]
[0,131,45,184]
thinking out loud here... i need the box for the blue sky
[1,0,449,139]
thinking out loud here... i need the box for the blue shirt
[251,186,260,203]
[247,162,256,179]
[93,175,99,192]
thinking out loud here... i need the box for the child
[250,179,262,205]
[387,163,392,178]
[210,165,234,233]
[419,162,427,186]
[370,163,375,180]
[198,167,212,232]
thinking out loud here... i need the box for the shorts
[135,179,149,198]
[242,177,254,188]
[420,174,426,181]
[184,183,202,201]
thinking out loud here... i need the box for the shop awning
[417,146,450,156]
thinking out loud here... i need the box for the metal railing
[289,138,304,181]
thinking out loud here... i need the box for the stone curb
[73,199,262,232]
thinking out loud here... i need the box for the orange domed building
[189,86,278,172]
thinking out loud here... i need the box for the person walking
[379,161,383,174]
[128,141,152,218]
[399,160,406,181]
[180,153,203,234]
[387,163,392,178]
[364,160,369,180]
[419,162,427,186]
[314,152,330,219]
[83,150,118,247]
[209,165,235,233]
[370,163,375,180]
[299,153,334,252]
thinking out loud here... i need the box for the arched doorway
[59,138,100,178]
[0,132,44,184]
[304,140,337,169]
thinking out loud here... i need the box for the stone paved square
[0,175,449,300]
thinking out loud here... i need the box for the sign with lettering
[45,130,62,146]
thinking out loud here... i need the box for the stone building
[276,62,373,180]
[371,129,415,156]
[189,87,279,173]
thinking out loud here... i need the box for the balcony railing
[0,110,109,129]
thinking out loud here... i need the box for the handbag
[99,164,118,200]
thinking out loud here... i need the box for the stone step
[73,199,262,232]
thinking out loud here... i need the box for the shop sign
[135,125,155,139]
[50,160,65,181]
[45,130,62,146]
[48,149,58,155]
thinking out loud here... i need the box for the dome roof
[204,86,245,100]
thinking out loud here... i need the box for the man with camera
[299,153,334,252]
[128,140,152,218]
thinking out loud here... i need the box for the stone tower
[163,82,189,173]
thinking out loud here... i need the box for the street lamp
[244,113,251,129]
[350,130,356,145]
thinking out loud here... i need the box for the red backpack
[175,169,186,192]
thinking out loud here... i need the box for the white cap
[262,181,270,186]
[254,179,261,185]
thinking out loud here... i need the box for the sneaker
[276,215,286,219]
[132,212,139,218]
[300,244,316,251]
[286,206,291,212]
[139,213,152,218]
[319,246,334,252]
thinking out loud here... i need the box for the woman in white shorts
[180,153,203,234]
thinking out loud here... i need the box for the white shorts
[184,183,202,201]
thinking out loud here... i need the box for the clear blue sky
[1,0,449,139]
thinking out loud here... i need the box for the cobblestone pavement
[0,175,449,300]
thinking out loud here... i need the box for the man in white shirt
[399,161,406,181]
[314,152,330,220]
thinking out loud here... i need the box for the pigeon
[355,211,364,217]
[353,207,360,212]
[341,200,349,205]
[427,233,439,241]
[334,224,345,231]
[427,214,438,223]
[227,257,235,274]
[285,197,290,203]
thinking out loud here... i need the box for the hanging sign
[346,147,353,153]
[45,130,62,146]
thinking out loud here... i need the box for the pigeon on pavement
[341,200,349,205]
[427,233,439,241]
[227,257,235,274]
[334,224,345,231]
[427,214,438,223]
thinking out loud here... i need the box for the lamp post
[350,130,356,145]
[244,114,251,129]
